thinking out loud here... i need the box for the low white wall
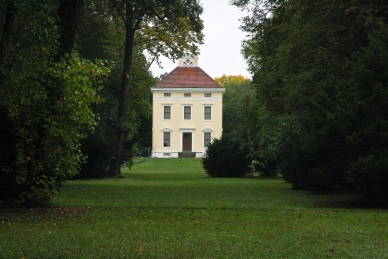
[152,151,205,158]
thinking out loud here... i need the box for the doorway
[182,133,192,151]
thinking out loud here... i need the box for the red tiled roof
[154,67,222,88]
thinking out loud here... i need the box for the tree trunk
[54,0,83,62]
[0,2,17,75]
[110,4,137,176]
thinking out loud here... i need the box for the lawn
[1,158,388,258]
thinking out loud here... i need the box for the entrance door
[182,133,192,151]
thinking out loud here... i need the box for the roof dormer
[178,55,198,67]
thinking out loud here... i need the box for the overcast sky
[149,0,250,79]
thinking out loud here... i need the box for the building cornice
[153,97,222,101]
[150,87,225,93]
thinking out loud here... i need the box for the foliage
[344,27,388,205]
[250,151,279,178]
[75,6,156,177]
[202,134,252,178]
[1,54,111,204]
[0,1,111,204]
[214,75,256,142]
[125,53,156,147]
[233,0,388,203]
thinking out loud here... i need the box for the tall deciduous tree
[0,0,111,204]
[54,0,83,61]
[109,0,204,176]
[0,1,16,75]
[74,2,156,178]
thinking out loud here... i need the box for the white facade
[150,57,225,158]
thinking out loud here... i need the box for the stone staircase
[178,152,196,158]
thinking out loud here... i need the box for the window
[204,106,211,120]
[163,106,171,119]
[184,106,191,120]
[183,59,193,66]
[204,93,211,97]
[204,132,212,147]
[164,93,171,97]
[184,93,191,97]
[163,132,171,147]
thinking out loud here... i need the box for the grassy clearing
[1,158,388,258]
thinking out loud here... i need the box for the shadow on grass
[305,191,388,210]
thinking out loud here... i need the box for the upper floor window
[184,106,191,120]
[184,93,191,97]
[163,106,171,120]
[164,93,171,97]
[204,106,212,120]
[204,93,211,97]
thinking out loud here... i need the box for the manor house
[151,56,225,158]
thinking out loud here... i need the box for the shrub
[202,134,252,177]
[252,157,280,178]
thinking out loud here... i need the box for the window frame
[184,93,191,97]
[183,105,192,120]
[204,105,212,120]
[163,131,171,148]
[204,132,212,147]
[163,105,171,120]
[164,93,171,97]
[204,93,211,97]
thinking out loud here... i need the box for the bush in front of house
[202,134,252,177]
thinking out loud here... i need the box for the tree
[0,0,16,77]
[233,0,388,204]
[214,75,256,142]
[344,27,388,204]
[74,3,157,177]
[109,0,204,176]
[54,0,83,62]
[0,0,111,204]
[202,134,252,178]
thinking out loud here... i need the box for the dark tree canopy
[233,0,388,205]
[0,0,112,204]
[0,0,205,204]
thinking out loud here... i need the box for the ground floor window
[163,132,171,147]
[204,132,212,147]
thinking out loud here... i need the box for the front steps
[178,152,196,158]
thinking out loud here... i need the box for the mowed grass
[1,158,388,258]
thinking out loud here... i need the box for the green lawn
[1,158,388,258]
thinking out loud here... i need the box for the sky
[149,0,250,79]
